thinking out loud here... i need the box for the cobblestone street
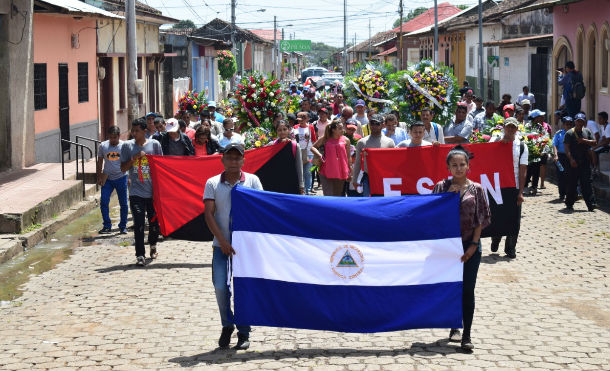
[1,182,609,371]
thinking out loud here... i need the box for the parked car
[301,66,328,83]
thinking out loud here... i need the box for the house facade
[160,30,230,117]
[549,0,610,118]
[194,19,274,78]
[32,0,123,163]
[93,0,177,140]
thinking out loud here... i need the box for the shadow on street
[168,339,466,366]
[95,262,212,273]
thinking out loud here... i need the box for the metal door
[58,63,70,152]
[530,53,549,113]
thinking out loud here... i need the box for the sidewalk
[0,160,98,263]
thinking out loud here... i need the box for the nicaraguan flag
[230,186,464,333]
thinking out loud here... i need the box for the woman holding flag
[433,145,491,352]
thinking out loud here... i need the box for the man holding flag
[204,143,262,350]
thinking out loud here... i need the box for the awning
[483,34,552,46]
[36,0,123,19]
[376,46,397,56]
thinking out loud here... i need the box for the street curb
[0,197,98,264]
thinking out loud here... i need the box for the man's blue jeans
[100,175,128,229]
[303,160,313,193]
[212,247,250,336]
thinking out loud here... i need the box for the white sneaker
[136,256,146,266]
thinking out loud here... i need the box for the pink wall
[553,0,610,114]
[33,14,99,134]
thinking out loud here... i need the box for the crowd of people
[94,60,608,351]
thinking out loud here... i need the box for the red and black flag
[148,142,299,241]
[365,142,519,237]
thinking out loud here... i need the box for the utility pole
[231,0,237,85]
[273,16,277,78]
[478,0,484,98]
[354,32,356,67]
[368,18,371,60]
[343,0,347,74]
[126,0,137,125]
[399,0,403,70]
[282,28,285,80]
[434,0,439,65]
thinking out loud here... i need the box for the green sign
[280,40,311,52]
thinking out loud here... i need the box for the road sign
[280,40,311,52]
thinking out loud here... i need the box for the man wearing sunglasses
[352,114,395,197]
[219,118,245,149]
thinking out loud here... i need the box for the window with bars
[77,62,89,103]
[468,46,474,69]
[34,63,47,110]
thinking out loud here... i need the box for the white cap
[165,118,180,132]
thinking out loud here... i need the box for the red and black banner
[148,142,299,241]
[365,142,518,237]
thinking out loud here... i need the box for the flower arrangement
[388,60,458,127]
[286,95,301,114]
[219,98,233,118]
[470,129,492,143]
[178,90,208,114]
[217,50,237,80]
[521,122,553,163]
[343,62,395,111]
[233,72,285,132]
[243,126,273,149]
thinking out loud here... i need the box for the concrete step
[0,160,99,234]
[0,179,83,234]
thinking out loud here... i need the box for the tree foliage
[173,20,196,29]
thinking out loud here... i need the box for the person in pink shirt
[311,119,351,196]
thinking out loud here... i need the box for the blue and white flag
[230,186,464,333]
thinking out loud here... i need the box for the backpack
[572,72,586,100]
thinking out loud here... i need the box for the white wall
[499,45,537,101]
[464,24,502,80]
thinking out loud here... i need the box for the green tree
[457,4,470,10]
[173,20,196,29]
[392,7,428,28]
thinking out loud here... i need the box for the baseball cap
[290,83,296,88]
[345,118,358,126]
[165,118,180,132]
[521,99,531,106]
[369,114,384,125]
[503,104,515,111]
[346,124,357,130]
[146,112,157,118]
[208,101,216,107]
[529,109,546,119]
[355,99,366,107]
[504,117,519,127]
[574,112,586,122]
[223,142,245,156]
[562,116,574,122]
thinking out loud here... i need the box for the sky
[145,0,478,48]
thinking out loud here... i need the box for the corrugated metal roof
[39,0,123,19]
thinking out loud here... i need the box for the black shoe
[449,328,461,342]
[99,227,112,234]
[505,252,516,259]
[559,195,565,201]
[490,242,499,253]
[233,334,250,350]
[588,204,597,212]
[461,338,474,351]
[218,326,234,348]
[565,205,574,212]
